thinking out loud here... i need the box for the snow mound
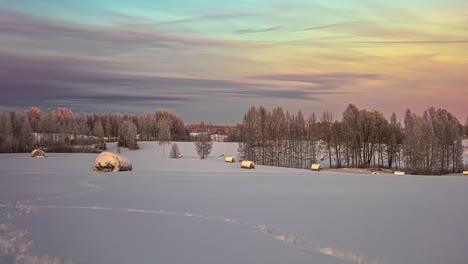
[31,149,45,158]
[93,152,132,172]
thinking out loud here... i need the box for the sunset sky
[0,0,467,123]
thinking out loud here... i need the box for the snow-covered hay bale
[463,171,468,175]
[31,149,45,158]
[311,164,323,171]
[394,171,405,175]
[93,152,132,172]
[241,160,255,169]
[225,157,235,163]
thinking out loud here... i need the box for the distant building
[186,123,241,142]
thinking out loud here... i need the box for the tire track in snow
[0,175,109,264]
[19,204,384,264]
[0,204,72,264]
[35,175,107,203]
[1,175,384,264]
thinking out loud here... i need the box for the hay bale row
[225,157,235,163]
[311,164,323,171]
[31,149,45,158]
[93,152,132,172]
[241,160,255,169]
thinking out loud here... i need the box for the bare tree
[330,120,345,168]
[271,106,286,166]
[0,107,188,153]
[319,110,334,168]
[20,117,33,151]
[157,116,171,157]
[464,116,468,139]
[403,107,464,175]
[385,113,403,169]
[195,124,213,159]
[120,119,139,150]
[342,104,361,167]
[93,119,106,151]
[307,113,318,166]
[0,113,14,152]
[238,106,260,163]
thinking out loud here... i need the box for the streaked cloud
[0,0,467,122]
[302,22,353,31]
[233,26,281,34]
[355,40,468,44]
[0,9,264,50]
[155,13,259,26]
[246,73,382,91]
[0,53,337,112]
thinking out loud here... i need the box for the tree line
[238,104,466,175]
[0,107,188,153]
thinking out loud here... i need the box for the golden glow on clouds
[0,1,466,121]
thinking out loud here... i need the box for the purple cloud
[0,9,264,49]
[0,53,331,112]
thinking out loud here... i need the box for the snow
[1,142,468,264]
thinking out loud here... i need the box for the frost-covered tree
[119,119,139,150]
[238,104,464,175]
[195,134,213,159]
[93,120,106,151]
[0,107,188,153]
[20,117,33,151]
[0,113,14,152]
[403,107,464,175]
[157,115,171,157]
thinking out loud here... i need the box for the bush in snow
[170,143,181,158]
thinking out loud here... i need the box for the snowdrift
[93,152,132,172]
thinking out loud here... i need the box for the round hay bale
[178,155,183,159]
[220,154,225,157]
[31,149,45,158]
[311,164,323,171]
[93,152,132,172]
[394,171,405,175]
[462,171,468,175]
[225,156,235,163]
[241,160,255,169]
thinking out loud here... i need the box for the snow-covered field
[1,142,468,264]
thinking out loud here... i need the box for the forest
[0,105,466,175]
[0,107,188,153]
[238,104,467,175]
